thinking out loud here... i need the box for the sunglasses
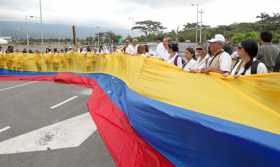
[196,48,204,51]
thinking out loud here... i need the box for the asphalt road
[0,81,115,167]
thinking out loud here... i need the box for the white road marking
[79,89,93,96]
[0,81,39,92]
[50,96,78,109]
[0,112,96,154]
[0,126,11,134]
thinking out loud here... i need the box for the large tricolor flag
[0,53,280,167]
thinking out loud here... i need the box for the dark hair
[87,46,91,52]
[6,45,14,53]
[240,39,259,72]
[137,45,145,54]
[46,48,51,53]
[185,47,195,59]
[260,31,273,42]
[241,39,258,59]
[54,48,58,53]
[169,43,179,52]
[144,45,149,53]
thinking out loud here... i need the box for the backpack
[251,60,261,75]
[241,60,261,75]
[174,55,187,69]
[174,55,179,66]
[182,59,187,69]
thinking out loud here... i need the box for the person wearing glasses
[231,39,267,76]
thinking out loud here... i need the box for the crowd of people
[0,45,113,55]
[1,31,280,76]
[122,31,280,77]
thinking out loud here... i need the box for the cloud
[0,0,38,11]
[120,0,213,8]
[0,0,212,30]
[1,0,279,31]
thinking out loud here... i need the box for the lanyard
[234,60,243,75]
[208,51,224,67]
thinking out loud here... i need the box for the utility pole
[25,16,30,51]
[176,26,180,42]
[199,9,204,44]
[39,0,44,52]
[98,31,100,49]
[72,25,78,50]
[196,4,199,44]
[96,26,100,49]
[191,3,199,43]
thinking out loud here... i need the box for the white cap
[208,34,225,43]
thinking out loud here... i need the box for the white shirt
[231,59,268,76]
[183,59,197,71]
[81,48,88,54]
[144,52,150,57]
[155,42,170,61]
[125,44,137,55]
[167,54,184,68]
[231,51,239,59]
[101,46,111,54]
[193,55,209,71]
[207,51,232,72]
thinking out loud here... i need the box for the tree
[131,20,166,38]
[231,32,259,44]
[256,12,270,23]
[93,31,120,45]
[179,22,211,42]
[256,12,280,31]
[131,13,280,44]
[182,23,198,31]
[168,30,177,41]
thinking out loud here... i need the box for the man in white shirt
[125,39,138,55]
[202,34,232,74]
[155,37,170,61]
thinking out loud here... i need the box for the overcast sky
[0,0,279,31]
